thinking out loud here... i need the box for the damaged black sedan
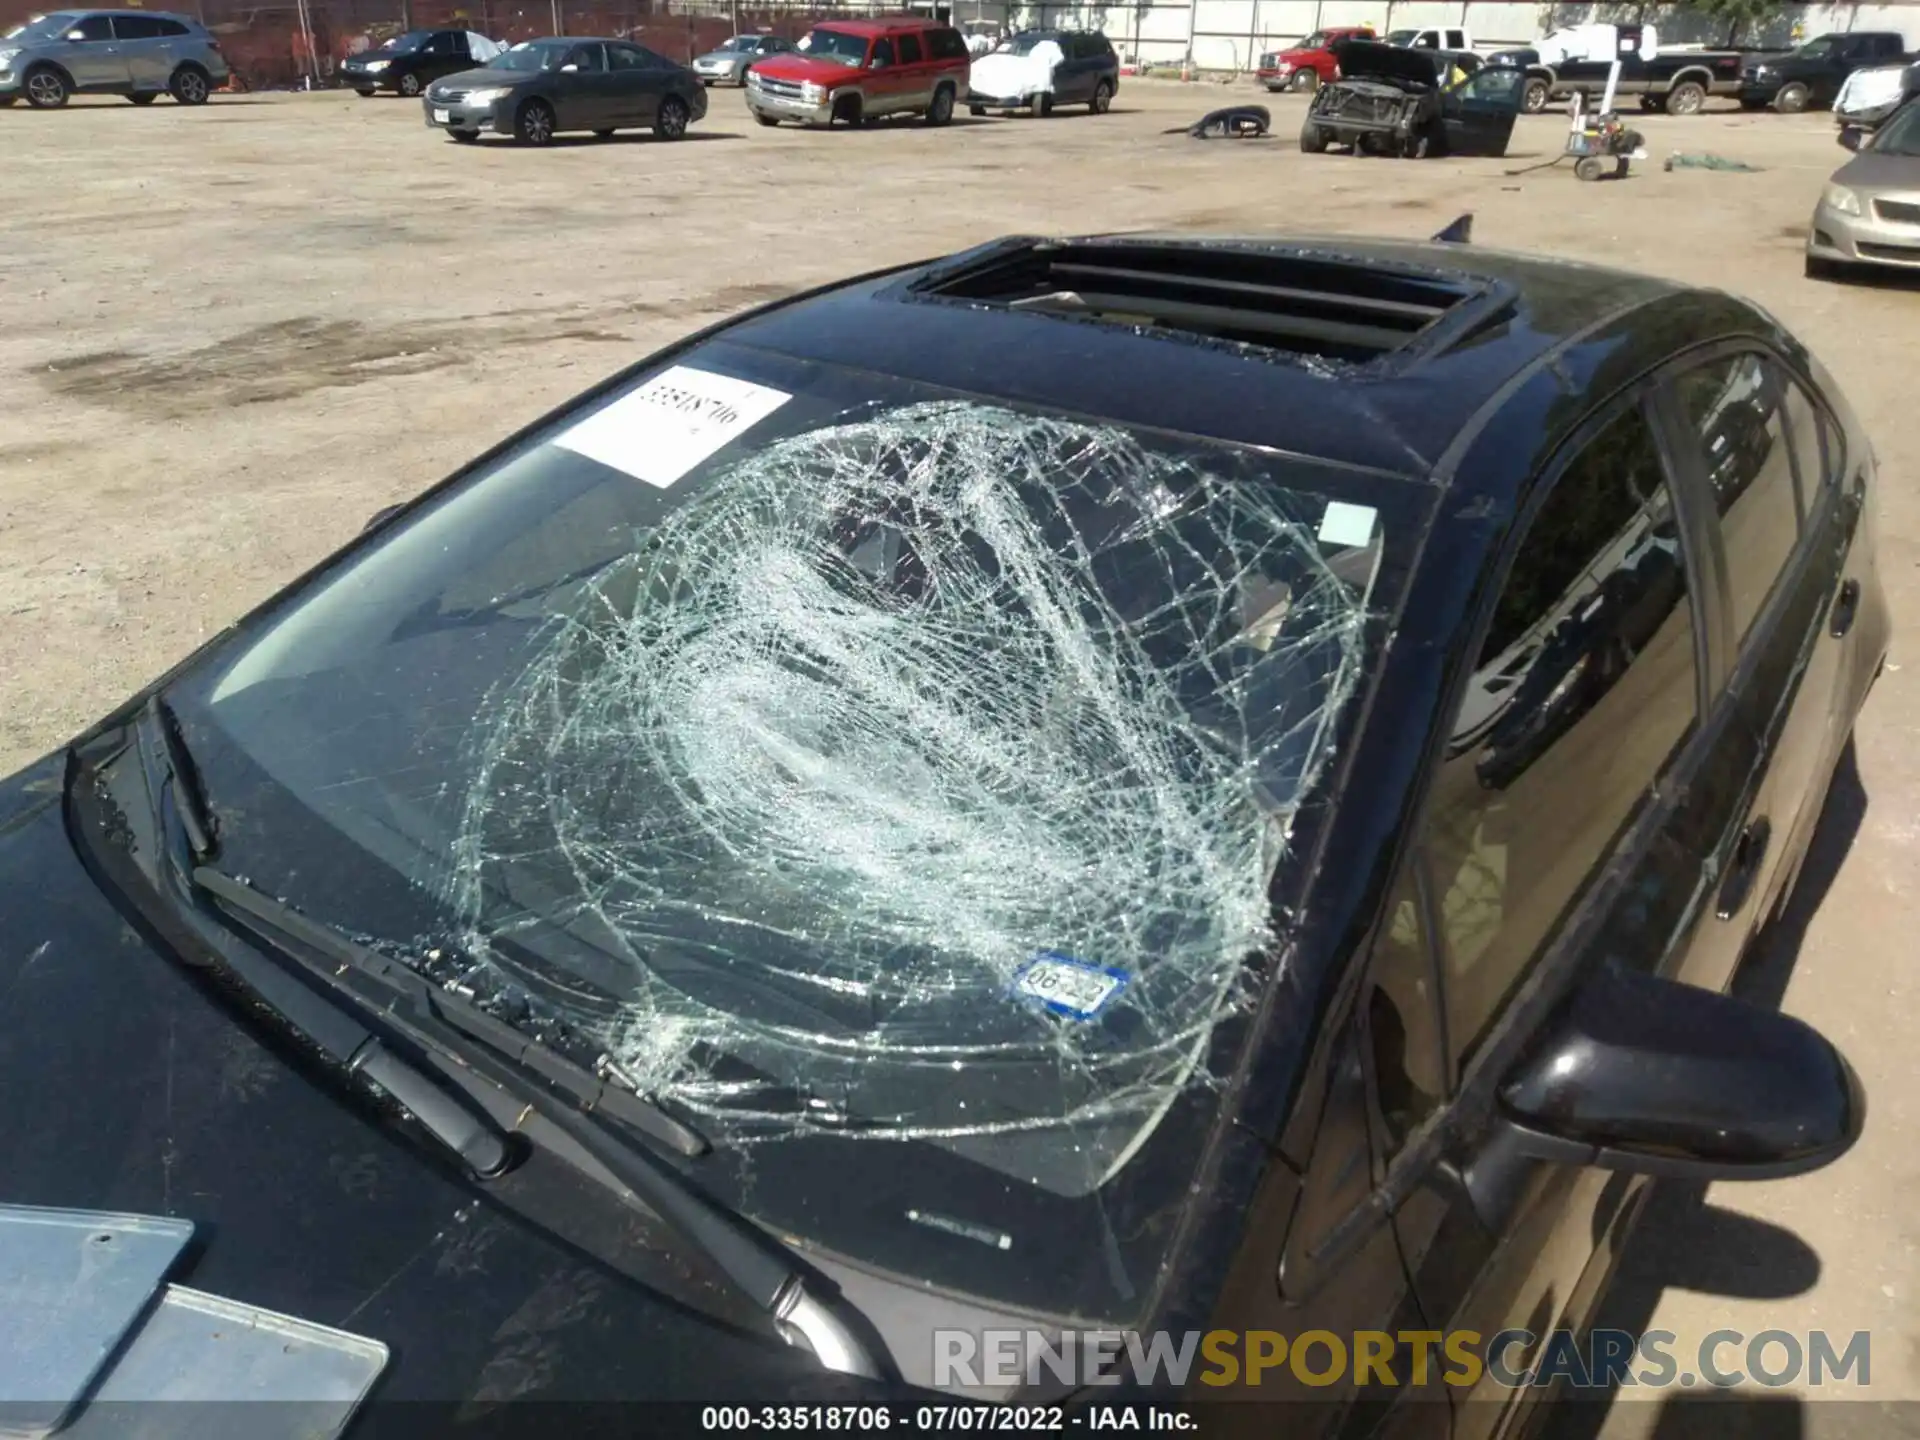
[1302,38,1523,156]
[0,230,1888,1436]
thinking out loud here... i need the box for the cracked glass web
[444,397,1379,1192]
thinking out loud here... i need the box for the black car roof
[717,233,1716,488]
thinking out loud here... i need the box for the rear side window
[896,31,923,64]
[1671,352,1799,646]
[1424,402,1697,1063]
[115,15,185,37]
[927,26,968,61]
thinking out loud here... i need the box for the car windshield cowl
[161,341,1426,1324]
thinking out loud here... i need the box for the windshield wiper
[136,700,889,1380]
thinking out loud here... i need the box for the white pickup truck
[1384,25,1472,53]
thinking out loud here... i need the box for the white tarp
[466,31,504,62]
[969,40,1064,100]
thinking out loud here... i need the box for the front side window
[1424,402,1697,1065]
[167,345,1425,1321]
[564,43,606,72]
[68,14,113,41]
[1671,352,1799,645]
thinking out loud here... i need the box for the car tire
[514,98,556,145]
[925,83,954,125]
[1522,76,1549,113]
[1774,81,1810,114]
[398,72,422,98]
[1288,69,1318,93]
[448,128,480,143]
[1298,119,1327,153]
[127,92,157,105]
[1665,79,1706,115]
[753,113,779,126]
[969,103,986,116]
[169,64,211,104]
[1090,79,1112,113]
[354,88,376,97]
[1030,90,1052,118]
[654,94,690,139]
[24,65,71,109]
[830,92,861,126]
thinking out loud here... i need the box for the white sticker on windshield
[1317,501,1377,549]
[1011,952,1130,1022]
[553,365,792,490]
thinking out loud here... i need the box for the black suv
[341,28,487,98]
[1740,30,1911,113]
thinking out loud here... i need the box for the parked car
[422,37,707,146]
[965,28,1116,116]
[0,8,226,109]
[1256,25,1374,94]
[1834,56,1920,130]
[1807,97,1920,279]
[744,16,969,128]
[1739,30,1910,113]
[1301,40,1515,157]
[342,28,497,99]
[1510,22,1768,116]
[690,32,795,87]
[1,224,1883,1431]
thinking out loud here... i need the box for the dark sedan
[341,27,488,98]
[424,36,707,145]
[1,227,1887,1433]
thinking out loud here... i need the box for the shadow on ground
[1541,746,1869,1440]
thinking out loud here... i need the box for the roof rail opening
[908,237,1498,366]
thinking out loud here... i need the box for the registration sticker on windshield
[1011,952,1130,1021]
[553,365,791,489]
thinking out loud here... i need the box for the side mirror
[363,504,403,532]
[1495,960,1864,1182]
[1838,125,1863,151]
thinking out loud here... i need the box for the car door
[111,13,169,91]
[57,13,129,89]
[551,42,616,129]
[1659,346,1865,965]
[423,30,472,83]
[1438,65,1522,155]
[606,42,666,125]
[1372,389,1760,1440]
[889,30,933,111]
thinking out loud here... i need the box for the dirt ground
[2,79,1916,1426]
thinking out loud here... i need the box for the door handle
[1716,816,1772,920]
[1830,579,1861,638]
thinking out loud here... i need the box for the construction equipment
[1563,27,1650,180]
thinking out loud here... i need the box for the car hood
[1834,148,1920,191]
[429,64,533,91]
[0,748,864,1419]
[1329,38,1441,87]
[753,52,863,82]
[695,49,750,64]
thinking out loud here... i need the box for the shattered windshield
[166,343,1419,1321]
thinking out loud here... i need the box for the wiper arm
[194,866,889,1380]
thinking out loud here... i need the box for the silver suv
[0,9,228,109]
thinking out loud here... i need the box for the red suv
[1257,25,1375,92]
[744,17,971,127]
